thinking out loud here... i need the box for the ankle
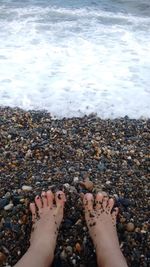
[97,248,128,267]
[29,242,55,259]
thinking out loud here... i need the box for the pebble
[126,222,135,232]
[72,259,76,265]
[66,246,73,255]
[120,217,126,223]
[0,252,6,265]
[118,197,130,207]
[106,180,111,185]
[63,183,70,189]
[60,250,67,260]
[0,198,9,209]
[75,242,82,253]
[73,177,79,183]
[22,185,32,191]
[4,203,14,211]
[80,179,94,191]
[25,149,32,158]
[97,162,106,171]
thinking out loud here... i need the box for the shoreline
[0,107,149,267]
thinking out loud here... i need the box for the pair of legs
[14,191,128,267]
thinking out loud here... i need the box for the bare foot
[14,190,66,267]
[83,192,128,267]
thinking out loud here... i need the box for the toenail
[57,193,62,200]
[86,194,93,200]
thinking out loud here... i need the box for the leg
[83,192,128,267]
[14,190,66,267]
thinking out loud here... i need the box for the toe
[46,190,54,208]
[55,191,66,209]
[30,203,37,222]
[95,192,103,209]
[112,207,119,225]
[107,198,114,213]
[102,193,109,209]
[41,191,48,208]
[83,193,94,212]
[35,195,43,210]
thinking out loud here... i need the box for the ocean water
[0,0,150,118]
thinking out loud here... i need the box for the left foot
[29,190,66,263]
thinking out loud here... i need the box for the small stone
[106,180,111,185]
[20,198,25,203]
[120,217,126,223]
[73,177,79,183]
[113,194,119,200]
[66,246,73,255]
[0,198,9,209]
[0,218,5,227]
[72,259,76,265]
[63,183,70,189]
[0,252,6,265]
[4,203,14,211]
[126,222,135,232]
[76,149,84,158]
[4,192,11,198]
[118,197,130,207]
[25,149,32,158]
[97,162,106,171]
[60,250,67,260]
[75,219,82,225]
[22,185,32,191]
[8,134,11,139]
[134,159,140,166]
[75,242,82,253]
[17,250,21,256]
[80,178,93,191]
[135,227,140,233]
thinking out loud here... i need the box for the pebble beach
[0,107,149,267]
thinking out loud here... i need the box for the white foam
[0,4,150,118]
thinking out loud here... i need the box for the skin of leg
[83,192,128,267]
[14,190,66,267]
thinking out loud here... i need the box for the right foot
[29,190,66,263]
[83,192,128,267]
